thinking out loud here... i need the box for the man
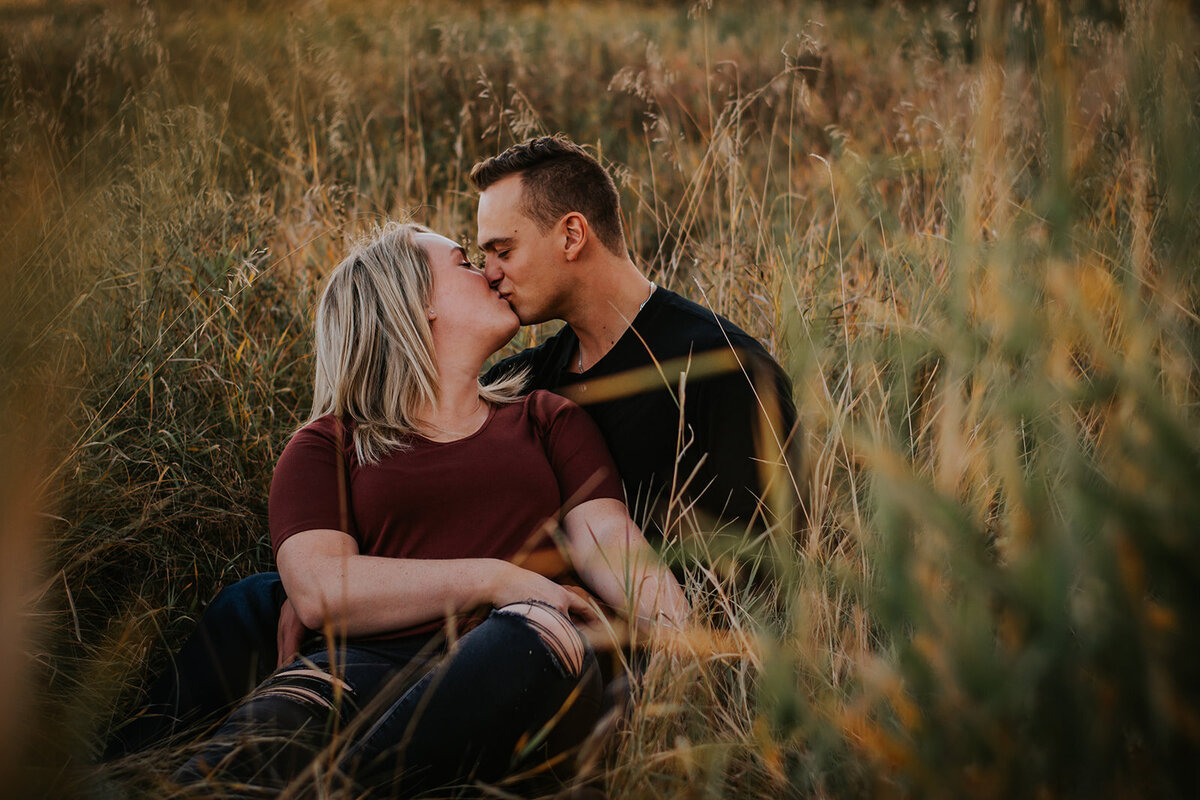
[473,137,797,539]
[105,135,798,758]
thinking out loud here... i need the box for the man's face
[476,174,567,325]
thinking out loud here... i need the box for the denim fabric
[105,572,285,759]
[174,608,603,797]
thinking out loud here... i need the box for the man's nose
[482,258,503,288]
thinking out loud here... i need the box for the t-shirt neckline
[568,288,665,378]
[411,402,499,446]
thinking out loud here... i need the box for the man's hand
[276,598,308,668]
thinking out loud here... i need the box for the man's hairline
[476,169,561,249]
[476,165,623,256]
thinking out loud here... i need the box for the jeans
[174,604,603,797]
[105,572,286,759]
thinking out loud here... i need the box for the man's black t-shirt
[484,287,797,540]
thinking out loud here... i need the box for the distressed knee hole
[255,667,355,715]
[497,602,586,678]
[255,685,335,712]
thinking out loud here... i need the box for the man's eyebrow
[478,236,514,253]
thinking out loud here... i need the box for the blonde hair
[309,221,525,464]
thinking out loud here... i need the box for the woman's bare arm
[277,528,598,637]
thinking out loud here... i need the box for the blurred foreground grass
[1,0,1198,796]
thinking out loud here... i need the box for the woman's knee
[175,664,348,786]
[494,601,591,679]
[220,661,358,736]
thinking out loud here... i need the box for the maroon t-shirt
[268,390,625,638]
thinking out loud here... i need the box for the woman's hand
[276,598,308,669]
[487,561,600,624]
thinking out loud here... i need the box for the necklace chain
[429,397,485,438]
[577,282,655,374]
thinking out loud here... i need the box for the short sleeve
[269,417,356,557]
[529,391,626,513]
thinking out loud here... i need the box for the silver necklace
[428,398,486,439]
[577,282,655,373]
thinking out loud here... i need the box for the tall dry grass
[1,0,1197,797]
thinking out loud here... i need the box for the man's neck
[561,254,654,372]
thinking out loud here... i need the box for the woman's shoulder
[286,413,353,450]
[516,390,603,444]
[521,389,582,419]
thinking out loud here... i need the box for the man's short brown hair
[470,135,626,256]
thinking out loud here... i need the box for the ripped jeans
[174,602,602,796]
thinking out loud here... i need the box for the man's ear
[561,212,587,262]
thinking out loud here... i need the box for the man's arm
[561,497,689,631]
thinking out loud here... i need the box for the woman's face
[417,231,519,353]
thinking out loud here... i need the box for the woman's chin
[483,319,521,355]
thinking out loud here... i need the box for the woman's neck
[416,361,488,440]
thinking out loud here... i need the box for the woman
[175,223,688,795]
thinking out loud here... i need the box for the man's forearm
[565,502,690,629]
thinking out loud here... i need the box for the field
[2,0,1198,796]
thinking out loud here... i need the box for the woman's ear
[427,308,437,321]
[562,213,587,262]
